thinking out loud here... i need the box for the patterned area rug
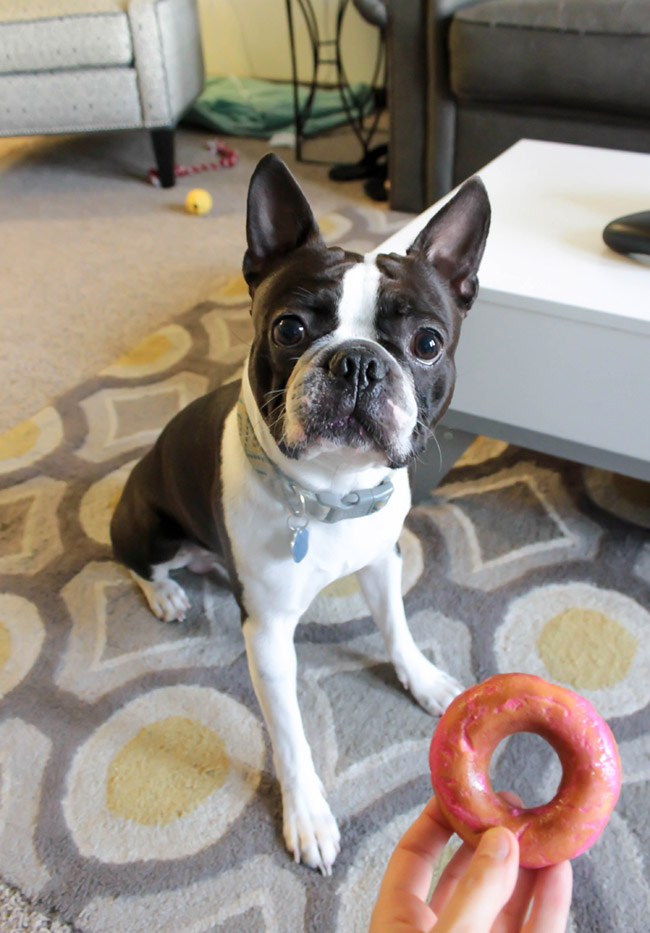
[1,205,649,933]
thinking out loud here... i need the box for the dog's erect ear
[243,153,323,292]
[407,177,491,312]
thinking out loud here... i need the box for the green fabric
[185,76,374,139]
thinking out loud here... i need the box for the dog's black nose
[328,347,387,389]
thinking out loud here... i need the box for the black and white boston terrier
[110,154,490,874]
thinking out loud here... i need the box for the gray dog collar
[237,399,394,561]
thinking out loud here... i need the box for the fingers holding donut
[433,837,573,933]
[433,826,520,933]
[388,795,457,896]
[429,819,572,933]
[370,790,573,933]
[431,793,535,931]
[522,860,573,933]
[369,796,455,932]
[374,675,607,931]
[429,673,622,868]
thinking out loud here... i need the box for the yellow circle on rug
[0,596,45,699]
[537,607,637,690]
[0,419,39,460]
[213,273,249,303]
[114,333,173,369]
[79,459,137,545]
[323,573,360,598]
[107,716,230,826]
[317,212,352,242]
[0,622,11,671]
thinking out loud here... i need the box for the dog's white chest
[220,406,410,618]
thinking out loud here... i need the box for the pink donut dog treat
[429,673,621,869]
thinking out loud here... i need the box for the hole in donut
[489,732,563,809]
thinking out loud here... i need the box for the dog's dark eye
[411,328,443,363]
[273,315,306,347]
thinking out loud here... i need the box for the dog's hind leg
[357,546,463,714]
[132,542,226,622]
[111,480,195,622]
[130,552,193,623]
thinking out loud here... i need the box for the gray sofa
[387,0,650,212]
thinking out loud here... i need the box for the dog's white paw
[282,781,341,876]
[138,577,191,622]
[395,655,463,716]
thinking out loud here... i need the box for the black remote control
[603,210,650,256]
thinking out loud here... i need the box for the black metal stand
[285,0,385,163]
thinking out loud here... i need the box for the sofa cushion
[449,0,650,118]
[0,1,132,76]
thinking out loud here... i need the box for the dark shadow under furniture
[386,0,650,212]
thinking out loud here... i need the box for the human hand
[369,794,572,933]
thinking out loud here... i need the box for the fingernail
[479,827,511,861]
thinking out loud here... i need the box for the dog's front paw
[396,656,463,716]
[282,780,341,876]
[135,576,190,622]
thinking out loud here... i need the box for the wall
[197,0,382,85]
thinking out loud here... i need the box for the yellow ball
[185,188,212,215]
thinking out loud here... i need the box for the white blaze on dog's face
[281,258,419,465]
[242,155,491,469]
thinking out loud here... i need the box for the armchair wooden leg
[151,128,176,187]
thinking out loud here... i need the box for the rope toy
[149,139,239,187]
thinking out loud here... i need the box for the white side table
[375,140,650,491]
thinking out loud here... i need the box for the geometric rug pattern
[0,204,649,932]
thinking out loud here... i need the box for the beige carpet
[0,124,392,437]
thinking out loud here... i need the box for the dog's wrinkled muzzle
[282,339,418,466]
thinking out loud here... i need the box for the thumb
[434,827,519,933]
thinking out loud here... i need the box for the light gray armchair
[0,0,205,186]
